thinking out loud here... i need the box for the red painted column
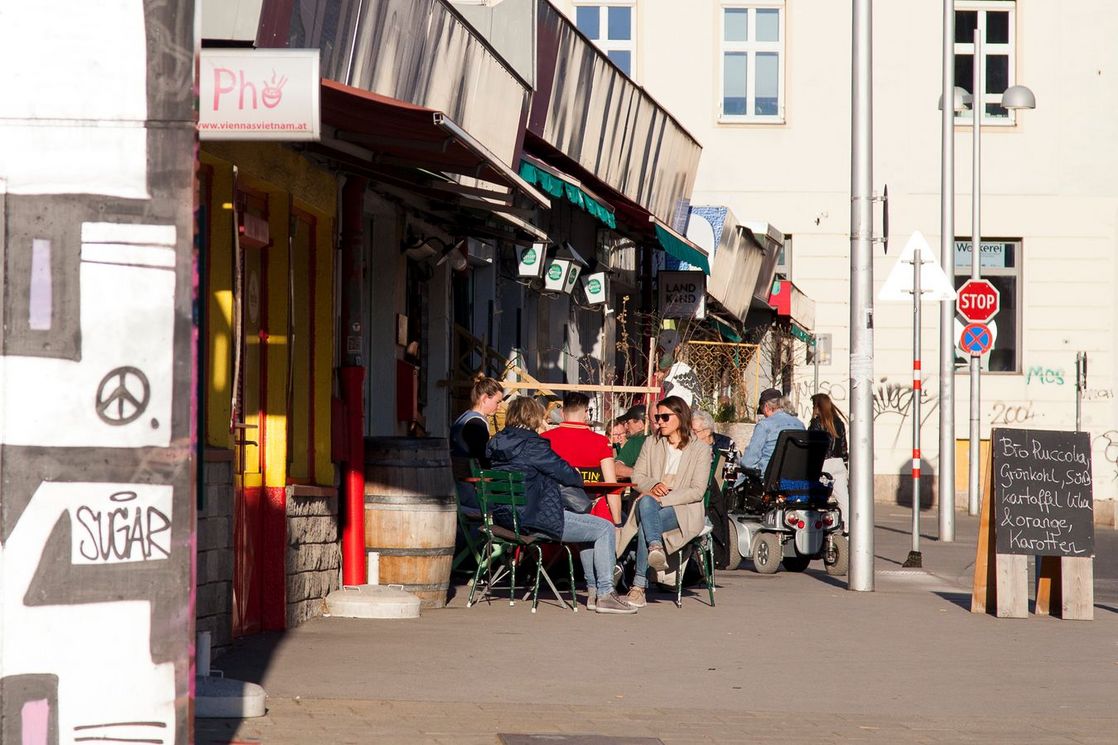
[340,175,368,586]
[340,366,366,585]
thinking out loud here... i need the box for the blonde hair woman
[486,398,635,614]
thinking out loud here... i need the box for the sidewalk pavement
[198,507,1118,744]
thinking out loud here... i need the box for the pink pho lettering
[212,68,259,110]
[262,71,288,109]
[212,67,237,110]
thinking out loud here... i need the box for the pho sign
[659,270,706,320]
[199,49,320,141]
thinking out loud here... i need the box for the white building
[553,0,1118,521]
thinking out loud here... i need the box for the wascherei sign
[199,49,320,141]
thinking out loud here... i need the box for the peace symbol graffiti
[95,366,151,425]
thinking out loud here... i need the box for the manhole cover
[499,736,664,745]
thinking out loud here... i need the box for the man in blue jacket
[740,388,806,475]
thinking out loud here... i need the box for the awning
[518,156,617,229]
[653,221,711,275]
[320,79,550,210]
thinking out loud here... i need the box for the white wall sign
[659,270,706,319]
[199,49,320,141]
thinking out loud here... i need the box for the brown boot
[625,586,647,608]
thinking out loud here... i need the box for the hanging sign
[517,243,547,279]
[199,49,321,141]
[582,271,608,305]
[659,270,706,319]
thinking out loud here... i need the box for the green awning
[518,160,617,229]
[654,224,711,275]
[713,318,743,342]
[790,323,815,344]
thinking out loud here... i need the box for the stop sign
[957,279,1000,322]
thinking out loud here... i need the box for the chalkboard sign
[992,428,1094,557]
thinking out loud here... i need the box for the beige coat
[617,436,712,557]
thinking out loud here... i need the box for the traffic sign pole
[905,242,923,568]
[969,29,984,518]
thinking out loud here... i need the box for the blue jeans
[561,512,617,595]
[633,496,680,588]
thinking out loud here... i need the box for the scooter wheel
[825,533,849,576]
[727,518,745,569]
[752,532,782,574]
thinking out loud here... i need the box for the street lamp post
[965,27,1036,516]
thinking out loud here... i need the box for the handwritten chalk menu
[992,428,1094,557]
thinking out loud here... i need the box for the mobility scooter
[724,430,848,575]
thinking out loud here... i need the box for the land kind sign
[659,270,706,319]
[199,49,320,141]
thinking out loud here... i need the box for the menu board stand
[970,428,1094,621]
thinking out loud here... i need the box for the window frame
[574,2,636,78]
[954,1,1018,126]
[952,237,1023,374]
[718,1,786,124]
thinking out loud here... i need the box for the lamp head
[1000,85,1036,110]
[937,86,973,112]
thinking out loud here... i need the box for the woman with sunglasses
[618,396,712,607]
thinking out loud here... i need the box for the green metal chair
[670,454,720,608]
[466,469,578,613]
[451,459,485,573]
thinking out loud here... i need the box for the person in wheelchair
[739,388,806,479]
[618,396,711,607]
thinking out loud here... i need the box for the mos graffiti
[1025,366,1065,385]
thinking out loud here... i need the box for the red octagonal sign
[957,279,1000,323]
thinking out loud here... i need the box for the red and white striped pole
[905,245,924,567]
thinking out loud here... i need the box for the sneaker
[586,589,597,611]
[624,586,647,608]
[596,591,637,615]
[648,544,668,572]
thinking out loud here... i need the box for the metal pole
[813,337,820,394]
[848,0,875,592]
[938,0,956,542]
[1075,352,1084,431]
[968,28,982,516]
[904,247,923,567]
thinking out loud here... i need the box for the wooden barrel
[364,437,456,608]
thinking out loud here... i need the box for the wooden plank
[995,553,1029,618]
[1060,557,1094,621]
[970,456,996,614]
[1035,555,1062,616]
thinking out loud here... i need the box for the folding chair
[670,455,719,608]
[466,469,578,613]
[451,460,485,573]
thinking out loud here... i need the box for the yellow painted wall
[201,144,337,487]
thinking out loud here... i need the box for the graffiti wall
[795,367,1118,507]
[0,1,196,743]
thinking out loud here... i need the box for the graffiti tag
[1025,366,1065,385]
[72,487,173,565]
[991,401,1037,426]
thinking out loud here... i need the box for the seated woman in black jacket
[486,397,635,615]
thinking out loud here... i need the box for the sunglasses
[653,413,675,422]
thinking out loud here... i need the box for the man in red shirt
[543,391,620,523]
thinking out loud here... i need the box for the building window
[955,1,1016,124]
[575,3,635,77]
[720,3,784,121]
[774,234,792,280]
[954,238,1021,373]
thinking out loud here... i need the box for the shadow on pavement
[934,591,973,612]
[875,523,940,542]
